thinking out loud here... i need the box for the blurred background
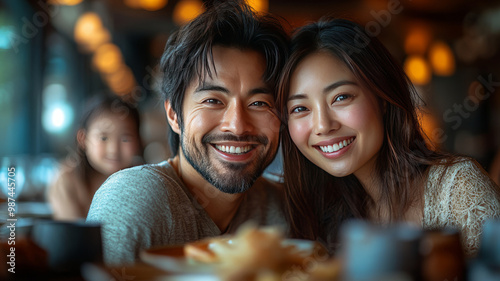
[0,0,500,206]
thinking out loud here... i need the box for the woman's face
[287,51,385,182]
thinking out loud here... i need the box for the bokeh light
[92,43,124,74]
[404,55,431,85]
[429,41,455,76]
[404,26,431,55]
[173,0,204,26]
[43,102,74,134]
[246,0,269,13]
[49,0,83,5]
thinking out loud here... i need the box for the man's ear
[165,100,181,134]
[76,129,86,150]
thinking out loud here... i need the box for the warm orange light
[92,44,123,74]
[124,0,141,9]
[173,0,204,26]
[74,12,110,52]
[404,55,431,85]
[404,26,431,55]
[49,0,83,5]
[246,0,268,13]
[105,67,137,95]
[104,67,136,90]
[429,41,455,76]
[140,0,168,11]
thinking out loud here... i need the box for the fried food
[184,223,339,281]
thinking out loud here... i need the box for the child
[48,95,143,220]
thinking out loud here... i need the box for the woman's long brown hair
[277,18,459,251]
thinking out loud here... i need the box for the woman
[277,18,500,257]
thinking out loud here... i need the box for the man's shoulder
[107,160,177,185]
[94,160,183,201]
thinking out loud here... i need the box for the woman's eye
[290,106,308,114]
[334,94,352,103]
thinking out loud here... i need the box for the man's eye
[250,101,271,107]
[203,99,222,104]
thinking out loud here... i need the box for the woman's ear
[76,129,86,150]
[165,101,181,134]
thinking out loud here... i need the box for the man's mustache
[202,133,268,145]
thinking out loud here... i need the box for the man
[87,1,289,265]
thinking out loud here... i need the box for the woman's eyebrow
[288,93,307,102]
[288,80,357,102]
[323,80,357,94]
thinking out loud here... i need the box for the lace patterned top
[423,159,500,258]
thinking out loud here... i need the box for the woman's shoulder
[428,157,484,182]
[426,156,500,198]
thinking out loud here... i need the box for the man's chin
[207,169,261,194]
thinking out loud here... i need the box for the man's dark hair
[159,0,289,155]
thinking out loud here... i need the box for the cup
[340,220,421,281]
[420,228,466,281]
[31,220,103,272]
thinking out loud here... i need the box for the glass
[0,156,27,200]
[339,220,422,281]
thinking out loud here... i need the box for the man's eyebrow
[195,83,229,94]
[195,83,272,96]
[249,87,272,95]
[288,80,357,102]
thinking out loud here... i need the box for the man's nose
[220,101,253,135]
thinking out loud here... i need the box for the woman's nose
[313,107,340,135]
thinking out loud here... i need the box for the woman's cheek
[288,119,310,149]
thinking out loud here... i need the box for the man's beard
[180,132,276,194]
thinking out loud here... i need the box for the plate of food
[140,224,336,280]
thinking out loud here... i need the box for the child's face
[83,111,141,176]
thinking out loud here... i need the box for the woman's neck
[356,169,425,225]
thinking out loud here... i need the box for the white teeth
[319,137,354,153]
[215,145,251,154]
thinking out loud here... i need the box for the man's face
[177,46,280,194]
